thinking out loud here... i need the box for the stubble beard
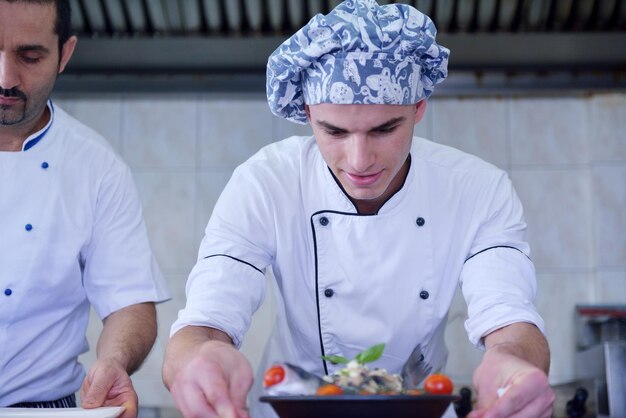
[0,101,28,126]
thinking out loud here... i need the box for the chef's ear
[414,100,427,124]
[58,36,78,74]
[304,104,311,122]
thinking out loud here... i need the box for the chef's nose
[346,135,375,173]
[0,57,20,91]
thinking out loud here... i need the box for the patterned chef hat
[266,0,450,124]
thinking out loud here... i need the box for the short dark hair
[4,0,72,54]
[54,0,72,52]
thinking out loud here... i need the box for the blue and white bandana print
[267,0,450,124]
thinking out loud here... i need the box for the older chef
[163,1,555,417]
[0,1,169,417]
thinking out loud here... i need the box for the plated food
[261,344,459,418]
[318,359,407,395]
[260,344,460,418]
[263,343,454,396]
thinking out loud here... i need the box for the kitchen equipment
[454,387,473,418]
[574,304,626,418]
[566,387,589,418]
[576,304,626,350]
[260,394,460,418]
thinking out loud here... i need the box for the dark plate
[260,394,460,418]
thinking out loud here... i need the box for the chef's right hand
[168,339,253,418]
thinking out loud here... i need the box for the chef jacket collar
[22,100,54,152]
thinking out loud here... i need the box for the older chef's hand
[80,358,138,418]
[468,324,555,418]
[167,338,253,418]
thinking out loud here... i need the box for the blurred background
[50,1,625,417]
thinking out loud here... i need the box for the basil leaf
[355,343,385,364]
[322,355,349,364]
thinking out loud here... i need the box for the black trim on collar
[203,254,263,274]
[310,214,328,375]
[327,154,412,215]
[464,245,530,263]
[312,209,376,218]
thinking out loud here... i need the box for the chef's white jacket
[173,135,544,418]
[0,102,170,406]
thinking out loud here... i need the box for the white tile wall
[432,97,509,167]
[54,97,123,152]
[510,167,593,270]
[590,94,626,162]
[133,171,197,273]
[194,170,237,247]
[591,165,626,267]
[510,98,590,165]
[122,98,199,169]
[595,271,626,303]
[199,100,275,168]
[534,273,595,383]
[56,93,626,409]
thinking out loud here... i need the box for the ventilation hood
[59,0,626,93]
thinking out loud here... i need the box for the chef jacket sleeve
[82,159,169,320]
[171,160,277,348]
[460,172,545,349]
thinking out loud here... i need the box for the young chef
[163,1,555,417]
[0,1,169,416]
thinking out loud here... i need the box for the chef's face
[0,1,76,130]
[307,102,426,213]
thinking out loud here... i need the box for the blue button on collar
[4,289,12,296]
[25,224,33,231]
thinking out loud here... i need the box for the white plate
[0,407,124,418]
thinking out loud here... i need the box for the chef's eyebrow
[316,116,406,133]
[370,117,405,132]
[16,45,50,54]
[316,121,348,133]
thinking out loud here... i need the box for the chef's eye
[21,54,42,64]
[373,126,397,135]
[325,130,346,137]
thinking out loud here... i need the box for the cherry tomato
[316,384,344,395]
[263,365,285,387]
[423,374,453,395]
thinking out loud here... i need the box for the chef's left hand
[80,358,138,418]
[468,348,554,418]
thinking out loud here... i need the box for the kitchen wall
[54,92,626,409]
